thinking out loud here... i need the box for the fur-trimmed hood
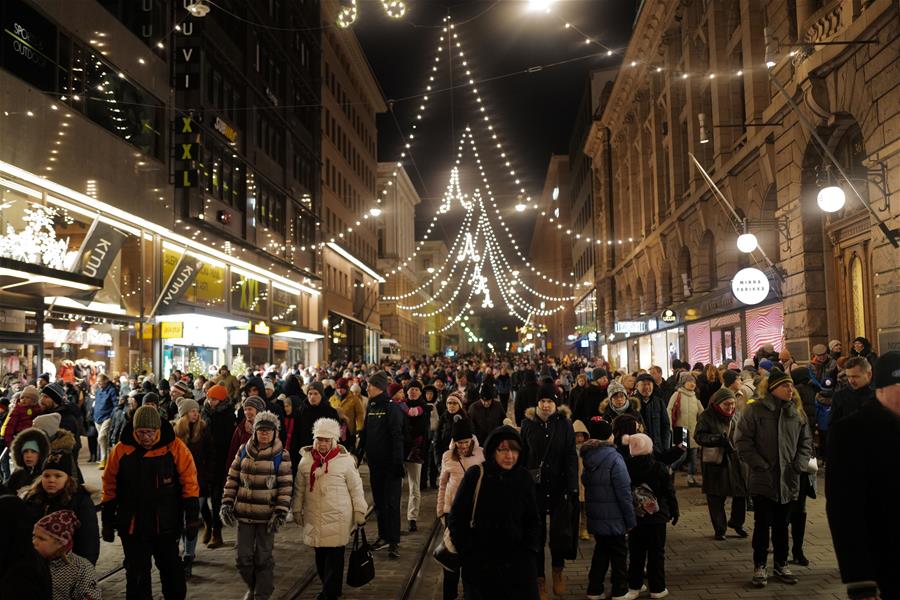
[751,377,807,423]
[598,396,641,415]
[523,403,572,422]
[173,415,208,444]
[49,429,77,454]
[10,427,50,469]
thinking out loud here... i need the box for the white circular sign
[731,267,770,305]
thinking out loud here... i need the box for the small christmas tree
[187,352,206,379]
[231,350,247,377]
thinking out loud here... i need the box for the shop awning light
[0,160,318,296]
[272,330,324,341]
[155,313,248,329]
[326,242,386,282]
[46,297,128,314]
[0,267,97,291]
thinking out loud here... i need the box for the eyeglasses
[134,429,157,438]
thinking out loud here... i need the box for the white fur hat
[312,417,341,440]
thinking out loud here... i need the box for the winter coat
[360,392,405,470]
[635,392,672,456]
[829,384,875,427]
[399,397,430,464]
[331,391,365,435]
[0,495,52,600]
[568,384,589,416]
[735,390,813,503]
[6,426,50,494]
[174,417,216,497]
[102,420,200,539]
[107,402,129,447]
[581,440,636,536]
[467,400,506,445]
[625,454,678,525]
[24,486,100,565]
[448,427,541,600]
[44,403,83,446]
[222,437,293,523]
[514,372,540,425]
[667,387,702,436]
[3,402,41,444]
[693,406,749,498]
[436,438,485,516]
[826,400,900,599]
[292,445,368,547]
[520,406,578,512]
[226,423,252,479]
[292,401,340,463]
[599,396,644,425]
[573,384,607,426]
[201,399,237,487]
[92,381,118,425]
[217,373,241,401]
[48,553,99,600]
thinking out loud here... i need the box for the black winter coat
[467,400,506,445]
[24,487,100,564]
[176,420,216,497]
[514,379,540,426]
[829,384,875,427]
[201,399,237,488]
[625,454,679,525]
[293,400,340,458]
[693,407,748,498]
[360,393,404,469]
[0,496,51,600]
[827,400,900,600]
[635,392,672,456]
[573,385,607,426]
[568,384,589,416]
[519,407,578,512]
[448,426,540,600]
[45,402,83,450]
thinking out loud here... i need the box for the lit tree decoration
[0,204,71,270]
[382,0,407,19]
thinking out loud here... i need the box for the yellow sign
[253,321,270,335]
[162,248,225,307]
[160,322,184,339]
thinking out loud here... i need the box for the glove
[671,512,679,526]
[355,512,367,526]
[102,525,116,543]
[407,406,423,417]
[183,497,201,539]
[220,504,236,528]
[268,511,287,533]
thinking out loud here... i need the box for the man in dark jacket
[38,381,82,453]
[93,373,118,469]
[200,384,235,549]
[736,369,813,588]
[359,370,405,558]
[573,368,609,426]
[635,373,672,457]
[827,352,900,600]
[514,369,540,426]
[519,383,578,597]
[292,382,339,460]
[468,381,506,445]
[829,356,874,426]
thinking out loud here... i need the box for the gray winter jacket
[735,392,812,503]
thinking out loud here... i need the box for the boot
[97,458,106,471]
[552,566,566,596]
[208,528,224,549]
[791,512,809,565]
[202,524,213,545]
[536,576,549,600]
[182,556,193,579]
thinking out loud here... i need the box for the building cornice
[322,0,388,113]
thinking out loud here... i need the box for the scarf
[670,391,682,426]
[610,399,629,415]
[712,401,735,420]
[309,445,341,492]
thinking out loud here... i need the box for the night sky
[355,0,637,344]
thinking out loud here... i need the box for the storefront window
[231,272,269,316]
[272,287,299,325]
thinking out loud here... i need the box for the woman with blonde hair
[173,398,214,577]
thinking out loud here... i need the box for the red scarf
[712,401,735,419]
[309,446,341,492]
[670,391,682,426]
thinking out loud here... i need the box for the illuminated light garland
[336,0,408,28]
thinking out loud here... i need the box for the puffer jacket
[735,387,813,503]
[3,402,42,445]
[693,406,749,498]
[436,438,485,516]
[581,440,636,536]
[5,427,50,494]
[222,436,293,523]
[292,445,368,547]
[667,387,702,435]
[626,454,678,525]
[519,406,578,512]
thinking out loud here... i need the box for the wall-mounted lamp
[698,113,710,144]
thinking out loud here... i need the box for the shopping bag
[432,526,460,572]
[346,526,375,587]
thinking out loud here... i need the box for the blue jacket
[93,382,118,425]
[361,392,405,469]
[581,441,636,536]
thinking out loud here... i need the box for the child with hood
[2,385,42,446]
[5,425,50,494]
[32,509,100,600]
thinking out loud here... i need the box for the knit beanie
[587,417,613,441]
[312,417,341,440]
[19,385,40,404]
[828,339,842,352]
[263,379,275,393]
[253,410,280,433]
[677,372,696,388]
[177,398,200,418]
[158,379,170,391]
[336,378,349,390]
[591,368,608,381]
[767,368,792,392]
[709,387,736,405]
[388,383,403,399]
[173,380,192,397]
[133,405,162,430]
[759,359,774,372]
[606,381,627,399]
[22,439,42,454]
[142,392,160,406]
[743,358,756,368]
[42,382,66,405]
[243,396,267,412]
[407,379,423,391]
[307,382,325,397]
[206,384,228,402]
[367,371,390,392]
[451,414,473,441]
[538,382,558,403]
[35,509,80,554]
[32,413,61,438]
[43,451,75,477]
[479,382,495,400]
[622,433,654,457]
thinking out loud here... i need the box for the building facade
[584,0,900,375]
[376,164,423,358]
[415,240,454,355]
[0,0,323,385]
[320,0,387,364]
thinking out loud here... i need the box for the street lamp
[369,207,382,217]
[527,0,554,12]
[185,1,210,17]
[817,185,846,213]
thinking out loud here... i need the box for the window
[254,178,286,236]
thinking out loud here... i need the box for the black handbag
[549,495,579,560]
[346,526,375,587]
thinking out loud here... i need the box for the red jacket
[2,402,42,445]
[226,423,251,478]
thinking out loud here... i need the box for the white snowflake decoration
[0,204,70,270]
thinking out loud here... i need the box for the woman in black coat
[519,384,578,596]
[448,426,541,600]
[436,391,468,459]
[693,388,748,540]
[0,495,52,600]
[200,384,236,548]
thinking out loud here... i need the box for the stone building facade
[584,0,900,373]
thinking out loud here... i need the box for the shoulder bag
[432,463,484,572]
[346,526,375,587]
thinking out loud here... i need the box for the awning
[0,258,102,297]
[328,310,367,328]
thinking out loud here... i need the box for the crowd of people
[0,334,897,600]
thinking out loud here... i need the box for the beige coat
[667,387,703,435]
[330,392,365,435]
[436,438,485,517]
[292,445,368,548]
[222,437,293,523]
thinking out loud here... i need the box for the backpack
[632,483,659,517]
[239,445,283,473]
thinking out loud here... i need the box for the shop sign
[661,309,677,323]
[172,8,201,90]
[160,321,183,339]
[646,318,658,332]
[74,222,127,280]
[731,268,770,305]
[214,116,238,143]
[253,320,270,335]
[43,324,112,347]
[154,253,203,314]
[0,0,58,92]
[173,115,200,188]
[614,321,647,334]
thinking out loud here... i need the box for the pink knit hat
[35,509,80,554]
[622,433,654,457]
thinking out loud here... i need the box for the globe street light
[817,185,846,213]
[736,232,758,253]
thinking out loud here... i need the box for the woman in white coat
[436,416,485,600]
[293,418,368,600]
[667,372,704,486]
